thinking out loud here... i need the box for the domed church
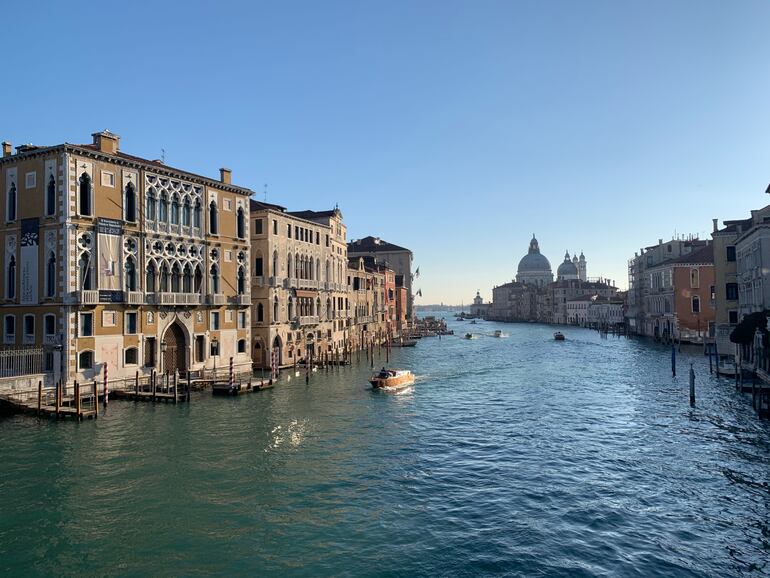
[516,235,554,286]
[557,250,587,281]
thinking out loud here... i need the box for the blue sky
[3,0,770,304]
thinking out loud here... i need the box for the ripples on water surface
[2,318,770,577]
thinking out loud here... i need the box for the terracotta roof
[249,198,287,212]
[288,209,339,220]
[669,243,713,265]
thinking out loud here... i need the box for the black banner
[97,218,123,236]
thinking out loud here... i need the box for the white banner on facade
[97,219,123,292]
[20,218,39,304]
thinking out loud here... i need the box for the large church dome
[557,251,579,280]
[516,235,553,286]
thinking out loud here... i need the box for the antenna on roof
[161,148,165,164]
[264,183,268,202]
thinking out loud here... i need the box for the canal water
[2,316,770,577]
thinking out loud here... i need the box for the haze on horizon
[2,0,770,305]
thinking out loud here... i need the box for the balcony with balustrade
[234,294,251,306]
[77,290,99,304]
[208,293,226,306]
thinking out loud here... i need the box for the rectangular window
[295,225,299,240]
[273,219,278,235]
[726,246,736,262]
[4,315,15,344]
[726,283,738,301]
[101,171,115,187]
[224,198,232,211]
[225,310,233,323]
[255,257,263,276]
[237,339,246,353]
[102,311,116,327]
[211,311,220,330]
[196,335,205,362]
[729,310,739,324]
[326,234,330,247]
[692,297,701,313]
[25,172,36,189]
[44,314,55,337]
[288,224,292,238]
[145,337,156,367]
[254,219,263,234]
[224,250,232,262]
[125,347,138,365]
[316,231,320,245]
[238,311,247,329]
[23,314,34,343]
[126,312,137,334]
[80,313,93,337]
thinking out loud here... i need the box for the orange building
[646,244,715,342]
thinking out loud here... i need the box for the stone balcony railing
[356,315,374,324]
[208,293,226,306]
[234,294,251,306]
[298,279,319,290]
[253,276,264,288]
[127,291,144,305]
[269,276,281,288]
[78,290,99,304]
[299,315,320,326]
[147,292,202,306]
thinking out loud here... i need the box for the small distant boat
[212,382,241,396]
[370,369,415,390]
[391,338,417,347]
[464,333,473,340]
[554,332,565,341]
[470,320,477,325]
[494,330,503,338]
[716,358,738,378]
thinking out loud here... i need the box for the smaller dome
[557,252,579,277]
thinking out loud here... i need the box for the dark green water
[2,318,770,577]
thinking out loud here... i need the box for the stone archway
[163,322,187,374]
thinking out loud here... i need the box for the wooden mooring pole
[93,381,99,418]
[689,363,696,406]
[671,344,676,377]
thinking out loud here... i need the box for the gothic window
[46,252,56,297]
[125,256,137,292]
[159,263,169,292]
[193,199,201,228]
[7,256,16,298]
[257,303,264,322]
[316,260,320,281]
[170,195,180,225]
[309,257,314,280]
[46,175,56,216]
[273,296,279,321]
[182,197,191,227]
[147,188,157,221]
[237,207,245,238]
[194,265,203,293]
[237,266,246,295]
[210,265,220,294]
[146,262,156,293]
[6,182,16,222]
[690,268,699,289]
[287,252,294,279]
[272,251,278,277]
[125,183,137,222]
[159,192,168,222]
[79,253,92,290]
[171,263,181,292]
[79,173,91,215]
[209,201,219,234]
[255,255,263,277]
[183,265,192,293]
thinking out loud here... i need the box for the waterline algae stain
[1,317,769,577]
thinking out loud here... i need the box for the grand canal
[2,317,770,577]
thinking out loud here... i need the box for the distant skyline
[3,1,770,304]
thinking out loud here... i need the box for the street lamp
[160,340,167,354]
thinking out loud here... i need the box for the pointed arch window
[146,262,156,293]
[272,251,279,277]
[124,183,137,222]
[170,195,180,225]
[159,193,168,222]
[79,173,91,215]
[273,296,279,322]
[209,201,219,235]
[146,188,157,221]
[237,266,246,295]
[125,256,137,292]
[236,207,245,238]
[210,265,220,294]
[159,263,169,292]
[287,252,294,279]
[171,263,181,292]
[79,253,92,290]
[183,265,192,293]
[257,303,264,322]
[46,176,56,216]
[7,256,16,298]
[7,182,17,222]
[182,197,191,227]
[194,266,203,293]
[193,199,201,228]
[46,252,56,297]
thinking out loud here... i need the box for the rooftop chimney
[92,130,120,154]
[712,218,718,233]
[658,238,663,245]
[219,168,232,184]
[2,142,11,157]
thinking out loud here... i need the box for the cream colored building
[0,130,252,388]
[250,202,350,367]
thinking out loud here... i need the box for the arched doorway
[272,335,282,367]
[163,322,187,373]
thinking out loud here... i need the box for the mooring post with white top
[689,363,695,406]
